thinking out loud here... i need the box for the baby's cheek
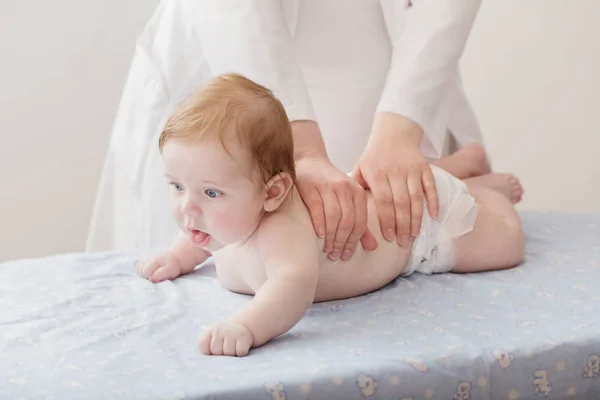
[170,204,184,228]
[215,209,256,240]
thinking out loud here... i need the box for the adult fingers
[320,188,342,254]
[389,174,411,246]
[370,173,396,242]
[329,185,355,260]
[407,171,425,237]
[422,165,439,219]
[302,187,326,239]
[341,186,368,261]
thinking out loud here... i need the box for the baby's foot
[460,143,492,177]
[466,173,524,204]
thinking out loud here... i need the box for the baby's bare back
[212,190,411,302]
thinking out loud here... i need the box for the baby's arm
[167,232,211,274]
[137,232,210,282]
[201,216,319,355]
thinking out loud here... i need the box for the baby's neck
[220,185,301,252]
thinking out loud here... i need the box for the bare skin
[433,143,524,204]
[432,142,492,179]
[137,139,525,357]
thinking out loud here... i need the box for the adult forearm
[371,111,424,146]
[377,0,482,139]
[291,120,328,161]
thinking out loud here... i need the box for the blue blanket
[1,212,599,399]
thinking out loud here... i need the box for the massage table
[2,211,599,399]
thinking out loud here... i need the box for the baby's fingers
[222,337,237,357]
[210,334,224,356]
[199,330,212,355]
[236,339,250,357]
[140,262,159,279]
[135,259,145,275]
[148,265,176,283]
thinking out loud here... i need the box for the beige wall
[1,0,598,263]
[0,0,158,262]
[461,0,600,214]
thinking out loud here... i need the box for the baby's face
[161,138,266,252]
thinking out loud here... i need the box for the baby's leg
[452,184,525,273]
[432,143,524,203]
[464,174,524,204]
[431,143,491,179]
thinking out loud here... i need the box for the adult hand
[296,156,378,261]
[292,120,378,261]
[352,112,439,247]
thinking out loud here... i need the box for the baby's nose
[181,196,202,216]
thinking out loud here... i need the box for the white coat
[86,0,484,252]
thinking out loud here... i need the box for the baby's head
[159,73,295,251]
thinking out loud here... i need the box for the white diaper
[400,165,478,276]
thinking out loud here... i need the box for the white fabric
[401,165,478,276]
[86,0,484,252]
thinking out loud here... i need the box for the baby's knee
[496,218,525,270]
[508,222,526,267]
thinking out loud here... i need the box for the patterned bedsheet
[1,211,600,399]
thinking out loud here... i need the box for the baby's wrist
[163,250,185,274]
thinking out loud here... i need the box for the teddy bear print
[265,381,286,400]
[356,374,378,397]
[453,381,471,400]
[406,357,428,373]
[532,370,552,397]
[493,350,514,369]
[583,355,600,379]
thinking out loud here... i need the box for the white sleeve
[195,0,316,122]
[377,0,482,135]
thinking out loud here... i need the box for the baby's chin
[202,240,225,252]
[205,233,255,252]
[182,225,257,252]
[192,232,231,252]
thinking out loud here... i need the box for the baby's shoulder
[258,206,312,238]
[255,201,319,254]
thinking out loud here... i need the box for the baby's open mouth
[189,229,211,246]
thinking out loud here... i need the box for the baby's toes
[514,178,524,194]
[510,176,524,203]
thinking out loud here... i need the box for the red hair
[159,73,295,183]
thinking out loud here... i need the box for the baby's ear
[263,172,294,212]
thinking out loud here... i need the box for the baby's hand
[199,321,254,357]
[136,251,182,283]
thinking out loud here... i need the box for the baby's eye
[205,189,223,198]
[170,182,184,192]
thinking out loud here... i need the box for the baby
[136,73,525,357]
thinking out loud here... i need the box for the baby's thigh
[453,189,525,273]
